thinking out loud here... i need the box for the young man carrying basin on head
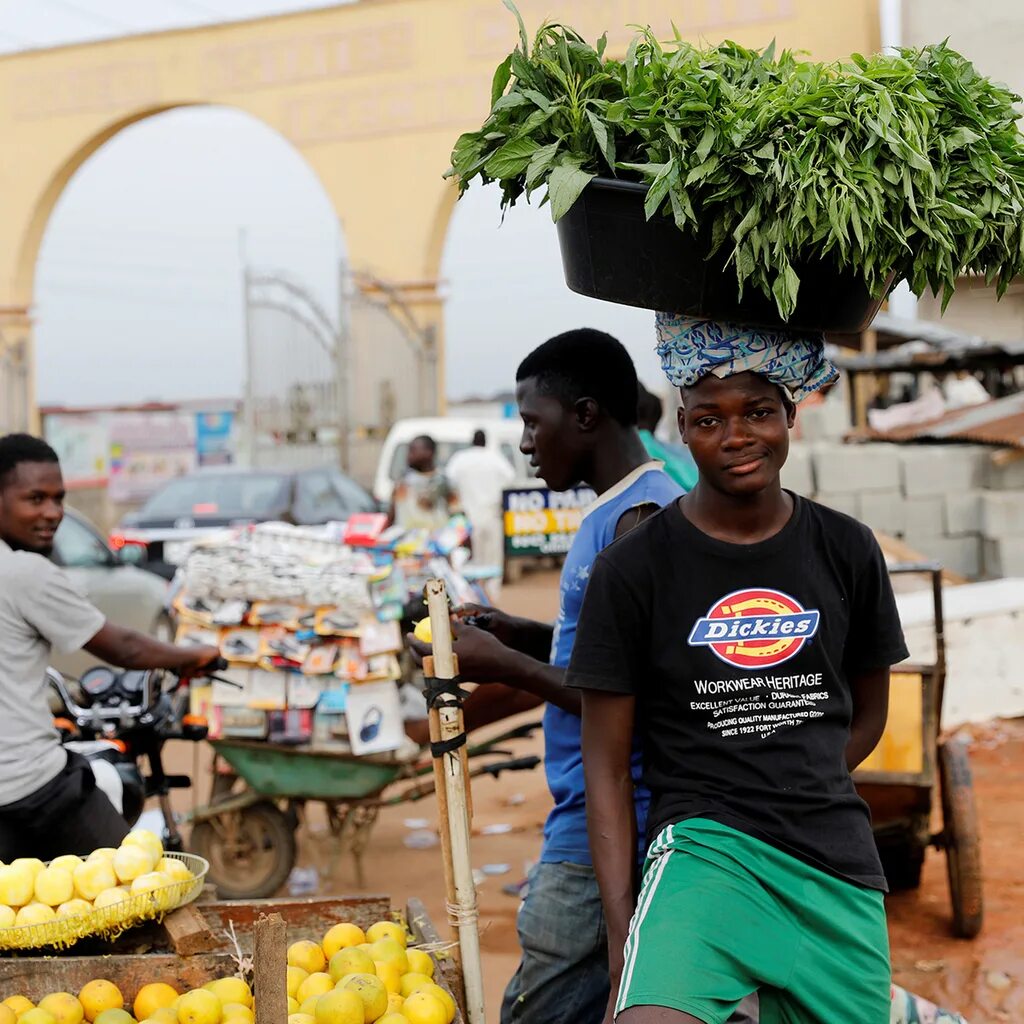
[568,316,971,1024]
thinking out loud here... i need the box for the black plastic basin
[556,177,891,332]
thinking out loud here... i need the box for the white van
[373,417,533,504]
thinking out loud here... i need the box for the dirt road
[187,569,1021,1020]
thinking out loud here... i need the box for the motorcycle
[47,662,224,851]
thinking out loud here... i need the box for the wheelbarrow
[188,721,541,900]
[853,564,983,938]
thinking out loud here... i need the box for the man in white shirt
[445,430,515,598]
[0,433,220,860]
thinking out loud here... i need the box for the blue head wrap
[655,313,839,403]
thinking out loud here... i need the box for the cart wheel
[939,739,983,938]
[190,801,296,900]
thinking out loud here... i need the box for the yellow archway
[0,0,879,429]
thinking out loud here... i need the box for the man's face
[516,377,584,492]
[407,440,435,473]
[0,461,65,555]
[678,372,794,498]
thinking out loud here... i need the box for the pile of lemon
[0,975,257,1024]
[285,919,455,1024]
[0,830,195,930]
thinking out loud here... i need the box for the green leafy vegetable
[447,6,1024,319]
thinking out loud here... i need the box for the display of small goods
[176,519,477,757]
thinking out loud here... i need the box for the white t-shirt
[445,447,516,522]
[0,539,105,805]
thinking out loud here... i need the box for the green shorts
[616,818,890,1024]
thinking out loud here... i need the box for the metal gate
[242,266,437,485]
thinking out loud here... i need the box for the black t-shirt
[565,495,909,891]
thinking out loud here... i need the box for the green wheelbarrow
[188,722,541,899]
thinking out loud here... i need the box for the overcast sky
[5,0,661,408]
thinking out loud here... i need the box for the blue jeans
[501,861,609,1024]
[501,861,759,1024]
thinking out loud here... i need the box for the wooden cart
[853,564,983,938]
[0,895,464,1022]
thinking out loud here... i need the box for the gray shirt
[0,538,105,805]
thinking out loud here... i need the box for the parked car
[373,417,534,504]
[113,466,378,580]
[50,508,171,681]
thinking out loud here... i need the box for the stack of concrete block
[784,440,1024,579]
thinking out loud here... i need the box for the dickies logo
[687,588,820,669]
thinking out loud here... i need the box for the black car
[114,466,378,580]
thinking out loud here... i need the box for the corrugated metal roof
[867,392,1024,448]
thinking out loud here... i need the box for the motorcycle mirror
[116,542,148,566]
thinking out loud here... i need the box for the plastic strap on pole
[424,675,470,758]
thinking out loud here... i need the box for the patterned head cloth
[655,313,839,404]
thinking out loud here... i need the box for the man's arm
[452,604,553,661]
[581,689,637,1016]
[846,666,890,770]
[84,623,219,675]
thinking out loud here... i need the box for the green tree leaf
[484,137,541,179]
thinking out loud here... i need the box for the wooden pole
[253,913,287,1024]
[425,579,486,1024]
[424,653,461,973]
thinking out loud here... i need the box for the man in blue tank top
[411,329,687,1024]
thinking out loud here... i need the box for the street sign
[502,486,596,558]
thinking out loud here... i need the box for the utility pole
[336,261,351,473]
[239,229,257,469]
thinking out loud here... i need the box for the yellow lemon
[398,975,432,1000]
[36,995,83,1024]
[386,994,405,1014]
[0,1006,15,1024]
[131,872,170,895]
[288,940,327,976]
[0,864,36,907]
[417,986,454,1024]
[286,968,308,1000]
[17,1011,56,1024]
[93,1011,134,1024]
[78,981,123,1023]
[87,849,117,864]
[377,1016,410,1024]
[298,998,321,1018]
[368,939,408,975]
[56,899,92,919]
[10,859,45,881]
[328,948,374,984]
[155,859,193,884]
[366,921,407,948]
[337,975,388,1023]
[3,998,34,1017]
[142,1010,178,1024]
[15,903,56,927]
[72,860,117,902]
[92,888,129,910]
[112,845,153,884]
[121,829,164,864]
[321,923,366,959]
[288,1016,316,1024]
[176,989,220,1024]
[133,984,179,1021]
[403,951,433,980]
[35,867,75,907]
[287,1000,300,1016]
[399,993,445,1024]
[311,990,363,1024]
[373,962,401,995]
[412,619,432,644]
[0,905,16,928]
[296,973,334,1006]
[219,1005,252,1024]
[205,981,251,1010]
[49,856,84,874]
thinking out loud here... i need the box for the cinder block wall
[782,441,1024,579]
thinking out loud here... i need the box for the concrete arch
[0,0,879,429]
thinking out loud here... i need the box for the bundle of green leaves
[448,2,1024,319]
